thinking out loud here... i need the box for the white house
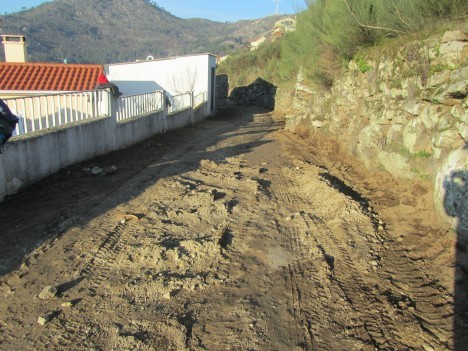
[105,54,217,115]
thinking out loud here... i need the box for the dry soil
[0,107,465,350]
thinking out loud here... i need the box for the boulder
[356,124,386,167]
[433,129,464,150]
[427,70,451,88]
[458,123,468,141]
[38,286,58,300]
[386,124,404,145]
[378,152,414,179]
[403,118,432,154]
[441,30,468,43]
[440,31,467,63]
[446,81,467,100]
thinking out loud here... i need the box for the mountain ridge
[0,0,287,64]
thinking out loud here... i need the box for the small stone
[162,292,171,300]
[91,166,104,175]
[37,316,49,326]
[397,237,404,243]
[39,286,58,300]
[104,166,117,175]
[2,285,13,296]
[285,216,292,221]
[378,225,384,231]
[61,301,73,308]
[312,120,324,128]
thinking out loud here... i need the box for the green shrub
[412,150,432,158]
[356,56,372,73]
[220,0,467,90]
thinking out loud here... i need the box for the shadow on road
[0,106,282,277]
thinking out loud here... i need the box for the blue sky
[3,0,306,22]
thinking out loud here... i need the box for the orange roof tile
[0,62,104,91]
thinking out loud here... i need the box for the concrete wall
[193,103,210,124]
[0,115,115,199]
[115,110,166,150]
[0,97,211,201]
[105,54,217,115]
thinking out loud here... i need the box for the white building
[105,54,217,115]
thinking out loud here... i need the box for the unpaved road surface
[0,107,465,350]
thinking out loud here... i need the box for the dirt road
[0,107,463,350]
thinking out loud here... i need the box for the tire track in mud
[81,218,135,295]
[377,242,454,349]
[272,161,336,351]
[277,132,455,349]
[271,156,450,351]
[275,179,376,350]
[304,214,413,350]
[33,217,137,351]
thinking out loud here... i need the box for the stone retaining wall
[285,30,467,234]
[215,74,229,109]
[229,77,277,111]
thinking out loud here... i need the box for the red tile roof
[0,62,104,91]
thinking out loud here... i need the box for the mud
[0,107,464,350]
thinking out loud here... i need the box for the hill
[0,0,286,64]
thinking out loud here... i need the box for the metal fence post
[107,89,118,151]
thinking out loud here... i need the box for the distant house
[250,16,297,50]
[0,62,104,99]
[105,53,217,114]
[273,16,297,34]
[0,34,107,134]
[0,35,104,99]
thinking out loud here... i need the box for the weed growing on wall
[355,56,372,73]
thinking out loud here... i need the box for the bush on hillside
[220,0,467,89]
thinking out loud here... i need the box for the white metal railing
[3,89,208,136]
[167,92,192,114]
[5,90,110,136]
[193,92,207,108]
[116,90,164,121]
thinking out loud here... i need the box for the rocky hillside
[284,29,467,235]
[0,0,285,64]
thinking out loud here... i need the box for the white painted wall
[105,54,217,114]
[0,95,212,201]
